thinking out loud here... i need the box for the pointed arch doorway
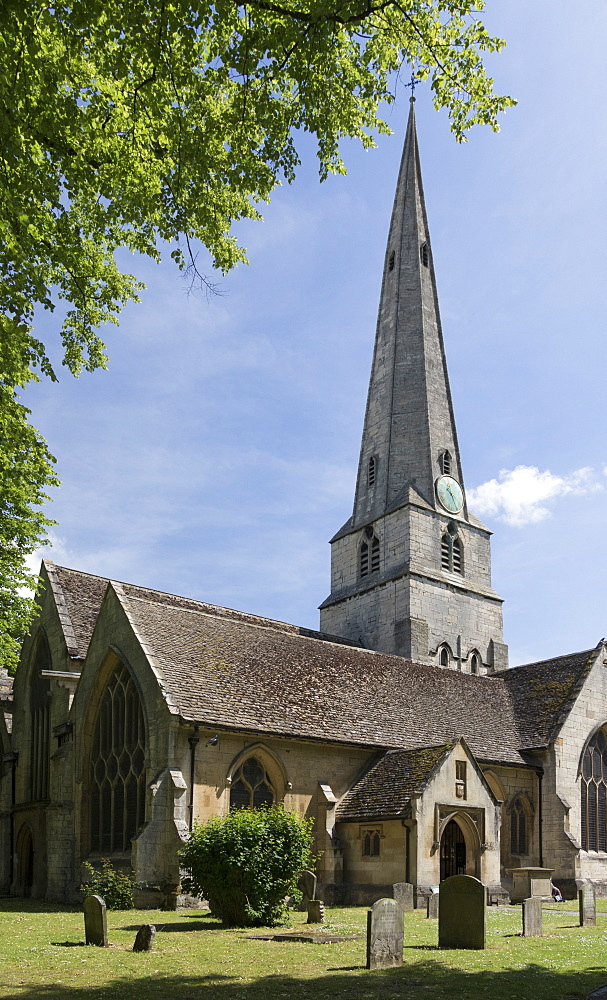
[440,819,466,881]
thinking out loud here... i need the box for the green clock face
[436,475,464,514]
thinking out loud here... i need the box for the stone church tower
[320,99,508,674]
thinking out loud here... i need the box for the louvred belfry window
[90,662,146,854]
[581,728,607,852]
[230,757,275,810]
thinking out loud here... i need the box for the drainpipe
[187,726,200,832]
[537,768,544,867]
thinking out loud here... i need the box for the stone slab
[579,883,596,927]
[84,894,108,947]
[366,897,404,970]
[439,875,486,950]
[393,882,414,912]
[133,924,156,951]
[307,900,325,923]
[522,896,542,937]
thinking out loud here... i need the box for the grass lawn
[0,901,605,1000]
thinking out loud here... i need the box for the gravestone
[438,875,486,950]
[297,870,317,911]
[83,894,108,947]
[307,900,325,923]
[133,924,156,952]
[393,882,414,912]
[522,896,542,937]
[427,894,439,919]
[366,897,404,970]
[579,883,596,927]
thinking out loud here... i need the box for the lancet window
[441,532,462,574]
[440,451,452,475]
[230,756,275,810]
[362,827,381,857]
[367,456,377,487]
[581,727,607,852]
[420,242,429,267]
[30,638,51,801]
[360,533,380,578]
[510,796,528,855]
[90,662,146,854]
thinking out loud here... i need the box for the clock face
[436,475,464,514]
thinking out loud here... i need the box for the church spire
[352,98,463,527]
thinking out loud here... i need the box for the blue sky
[25,0,607,667]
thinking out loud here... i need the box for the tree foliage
[179,806,314,926]
[0,0,513,670]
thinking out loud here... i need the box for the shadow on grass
[0,963,603,1000]
[119,920,223,933]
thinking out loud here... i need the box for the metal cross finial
[405,67,420,100]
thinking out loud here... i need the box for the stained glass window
[90,662,146,854]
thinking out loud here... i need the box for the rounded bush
[179,805,314,926]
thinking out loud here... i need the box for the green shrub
[179,805,314,927]
[81,858,134,910]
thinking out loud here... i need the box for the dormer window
[420,242,429,267]
[440,450,452,475]
[367,456,377,488]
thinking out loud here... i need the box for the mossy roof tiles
[46,562,602,765]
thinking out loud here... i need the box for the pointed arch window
[420,242,429,267]
[441,531,463,574]
[361,530,380,578]
[510,796,530,855]
[230,756,275,810]
[439,646,451,668]
[30,638,51,801]
[581,727,607,852]
[362,826,382,858]
[470,652,481,675]
[367,456,377,488]
[388,250,395,272]
[90,662,146,854]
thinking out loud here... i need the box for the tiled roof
[496,647,601,749]
[45,563,600,765]
[114,585,527,763]
[336,743,454,821]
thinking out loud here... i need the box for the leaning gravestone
[393,882,414,912]
[84,894,108,947]
[438,875,486,950]
[133,924,156,952]
[366,897,404,970]
[579,883,596,927]
[307,900,325,923]
[522,896,542,937]
[297,870,317,911]
[427,894,439,919]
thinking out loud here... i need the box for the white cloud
[19,533,72,595]
[468,465,601,527]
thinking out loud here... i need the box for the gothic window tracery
[230,756,275,810]
[90,662,146,854]
[581,727,607,852]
